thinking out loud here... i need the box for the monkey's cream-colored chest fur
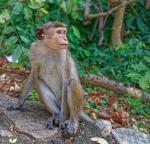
[37,49,67,99]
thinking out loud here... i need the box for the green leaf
[71,26,81,39]
[68,33,74,42]
[24,7,32,20]
[48,0,54,3]
[84,50,91,57]
[1,9,10,21]
[136,18,147,33]
[139,77,149,90]
[12,45,24,60]
[131,64,147,72]
[28,0,43,9]
[126,72,141,80]
[20,35,30,43]
[12,2,23,15]
[3,26,15,34]
[39,8,48,14]
[144,56,150,64]
[0,15,5,23]
[85,109,91,114]
[89,101,94,108]
[4,36,18,47]
[60,1,67,13]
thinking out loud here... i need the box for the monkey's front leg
[7,74,33,111]
[47,113,60,129]
[37,79,61,129]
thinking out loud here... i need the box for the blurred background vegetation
[1,0,150,91]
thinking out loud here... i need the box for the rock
[0,95,58,140]
[0,94,115,144]
[112,128,150,144]
[0,130,12,137]
[1,94,150,144]
[95,120,112,137]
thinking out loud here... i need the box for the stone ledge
[0,94,114,143]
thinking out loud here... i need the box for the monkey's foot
[61,119,79,137]
[47,114,60,130]
[7,104,23,111]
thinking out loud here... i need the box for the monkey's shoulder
[30,41,43,52]
[29,41,47,59]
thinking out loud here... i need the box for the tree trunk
[111,1,126,47]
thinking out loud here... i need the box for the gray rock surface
[95,120,112,137]
[112,128,150,144]
[0,94,114,144]
[1,94,149,144]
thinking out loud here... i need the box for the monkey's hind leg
[37,79,61,129]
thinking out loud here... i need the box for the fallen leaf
[111,111,129,126]
[91,112,97,120]
[0,73,6,80]
[9,138,17,144]
[14,82,20,92]
[9,86,15,91]
[91,137,108,144]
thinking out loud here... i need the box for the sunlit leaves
[126,73,141,81]
[60,1,67,13]
[0,9,10,24]
[28,0,44,9]
[12,2,23,15]
[139,72,150,90]
[71,26,81,39]
[47,0,54,3]
[24,7,32,20]
[3,26,15,34]
[20,35,30,43]
[12,45,24,60]
[39,8,48,14]
[4,36,18,47]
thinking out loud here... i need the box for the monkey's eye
[63,31,66,35]
[56,30,66,35]
[56,30,61,34]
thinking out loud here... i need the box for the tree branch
[84,74,150,100]
[84,0,135,20]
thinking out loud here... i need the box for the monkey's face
[45,27,68,50]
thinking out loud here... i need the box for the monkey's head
[35,21,68,50]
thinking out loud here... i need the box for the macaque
[7,21,96,137]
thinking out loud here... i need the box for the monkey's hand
[7,104,23,111]
[47,113,60,130]
[61,118,79,137]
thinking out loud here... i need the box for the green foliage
[28,89,38,101]
[124,94,150,118]
[0,0,150,92]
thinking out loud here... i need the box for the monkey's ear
[35,28,44,40]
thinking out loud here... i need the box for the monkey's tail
[79,111,94,123]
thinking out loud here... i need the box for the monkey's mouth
[59,44,68,46]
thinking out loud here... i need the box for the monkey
[7,21,99,137]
